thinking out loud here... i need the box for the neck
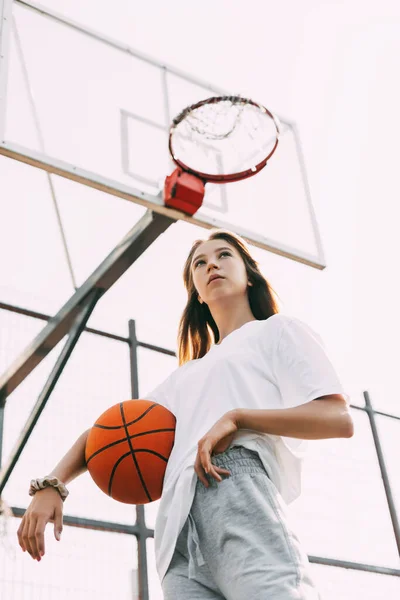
[209,299,256,344]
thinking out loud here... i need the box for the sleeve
[271,316,350,409]
[142,367,179,415]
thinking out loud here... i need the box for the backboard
[0,0,325,269]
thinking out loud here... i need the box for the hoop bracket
[164,168,205,216]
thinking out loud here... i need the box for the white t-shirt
[144,314,349,582]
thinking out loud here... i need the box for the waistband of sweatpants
[197,445,268,491]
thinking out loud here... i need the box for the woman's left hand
[194,410,239,487]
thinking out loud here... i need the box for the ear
[247,281,253,287]
[198,296,204,304]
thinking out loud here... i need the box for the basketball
[85,400,176,504]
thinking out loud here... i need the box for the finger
[54,506,63,542]
[208,464,232,482]
[208,465,223,482]
[23,518,35,559]
[17,516,27,552]
[214,465,231,476]
[195,465,210,487]
[22,515,34,558]
[194,455,209,488]
[199,445,213,475]
[35,517,47,558]
[27,517,41,561]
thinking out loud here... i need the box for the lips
[208,274,224,284]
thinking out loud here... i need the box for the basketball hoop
[164,95,281,215]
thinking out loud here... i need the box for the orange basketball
[85,400,176,504]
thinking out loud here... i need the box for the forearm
[48,429,90,483]
[235,398,353,440]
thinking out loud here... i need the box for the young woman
[18,229,353,600]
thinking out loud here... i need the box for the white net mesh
[171,97,280,177]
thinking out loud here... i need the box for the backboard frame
[0,0,12,141]
[0,0,326,270]
[120,108,229,214]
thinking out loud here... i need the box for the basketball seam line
[86,428,175,465]
[93,403,158,430]
[107,449,169,497]
[119,402,153,503]
[108,452,131,496]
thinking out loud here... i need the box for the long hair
[177,229,280,365]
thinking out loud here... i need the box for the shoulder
[260,313,295,338]
[260,314,323,348]
[246,314,293,356]
[153,359,193,391]
[166,360,193,382]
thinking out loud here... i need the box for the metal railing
[0,301,399,600]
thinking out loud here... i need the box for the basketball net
[164,95,280,215]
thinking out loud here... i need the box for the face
[191,239,249,305]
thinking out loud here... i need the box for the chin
[209,291,238,304]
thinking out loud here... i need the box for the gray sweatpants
[162,446,321,600]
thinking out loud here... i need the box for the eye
[193,251,232,269]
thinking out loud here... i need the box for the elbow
[333,397,355,438]
[341,415,355,438]
[317,396,354,438]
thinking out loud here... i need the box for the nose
[207,260,219,273]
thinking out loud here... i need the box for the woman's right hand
[17,487,64,561]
